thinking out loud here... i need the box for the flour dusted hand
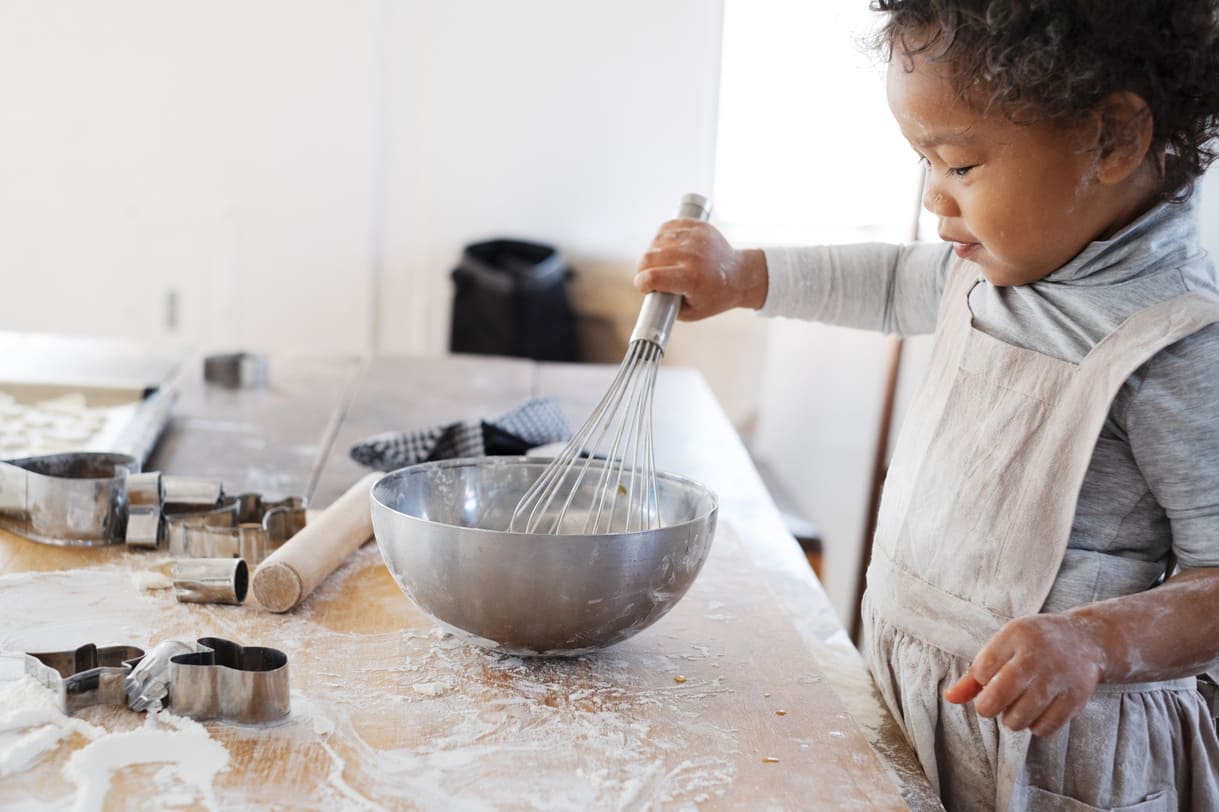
[945,614,1106,737]
[633,219,768,320]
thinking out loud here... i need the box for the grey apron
[861,261,1219,811]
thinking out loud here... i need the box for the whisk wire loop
[507,339,664,535]
[510,343,640,534]
[505,193,710,536]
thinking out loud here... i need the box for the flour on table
[290,692,336,737]
[0,672,229,812]
[411,681,447,697]
[131,570,173,591]
[66,711,230,812]
[0,676,106,779]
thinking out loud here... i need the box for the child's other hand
[943,614,1105,737]
[634,219,767,320]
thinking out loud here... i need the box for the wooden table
[0,343,941,810]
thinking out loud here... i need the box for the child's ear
[1091,91,1154,185]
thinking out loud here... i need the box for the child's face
[887,47,1117,286]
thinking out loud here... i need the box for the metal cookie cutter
[0,452,140,546]
[0,451,306,561]
[125,471,223,549]
[164,492,306,564]
[0,452,227,550]
[25,643,146,714]
[125,640,193,712]
[203,352,269,389]
[172,557,249,605]
[125,471,305,565]
[126,637,290,724]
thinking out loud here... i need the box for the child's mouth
[952,242,979,259]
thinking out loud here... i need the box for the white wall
[0,1,381,351]
[0,1,723,356]
[378,3,722,355]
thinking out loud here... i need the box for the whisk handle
[676,192,711,221]
[630,193,712,350]
[630,292,682,349]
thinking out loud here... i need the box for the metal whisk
[509,193,711,535]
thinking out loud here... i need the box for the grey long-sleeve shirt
[760,192,1219,611]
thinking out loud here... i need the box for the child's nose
[922,183,959,218]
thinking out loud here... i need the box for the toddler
[635,2,1219,809]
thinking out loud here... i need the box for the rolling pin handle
[251,472,380,613]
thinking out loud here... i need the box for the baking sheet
[0,381,176,464]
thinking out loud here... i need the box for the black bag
[449,238,581,362]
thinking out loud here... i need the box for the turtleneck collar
[1037,188,1202,287]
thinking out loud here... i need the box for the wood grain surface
[0,520,908,810]
[0,342,936,809]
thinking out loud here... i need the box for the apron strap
[1199,675,1219,722]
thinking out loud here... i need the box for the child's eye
[948,165,976,177]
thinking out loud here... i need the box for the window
[714,1,925,246]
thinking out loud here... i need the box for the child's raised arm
[635,219,949,335]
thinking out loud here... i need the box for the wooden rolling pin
[252,472,381,612]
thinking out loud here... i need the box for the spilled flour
[0,673,102,778]
[0,525,911,809]
[0,671,229,811]
[65,711,229,812]
[130,570,173,592]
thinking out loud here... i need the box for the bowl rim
[369,455,719,539]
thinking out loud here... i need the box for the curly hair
[870,0,1219,199]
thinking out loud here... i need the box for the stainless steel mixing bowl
[370,456,718,656]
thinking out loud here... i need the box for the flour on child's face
[885,47,1131,287]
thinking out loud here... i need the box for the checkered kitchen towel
[349,397,572,471]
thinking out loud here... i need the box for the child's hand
[943,614,1106,737]
[634,220,767,320]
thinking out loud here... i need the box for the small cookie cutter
[203,352,269,389]
[125,471,224,549]
[24,643,146,714]
[126,637,290,724]
[161,492,306,564]
[125,471,307,564]
[172,557,249,604]
[125,470,305,564]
